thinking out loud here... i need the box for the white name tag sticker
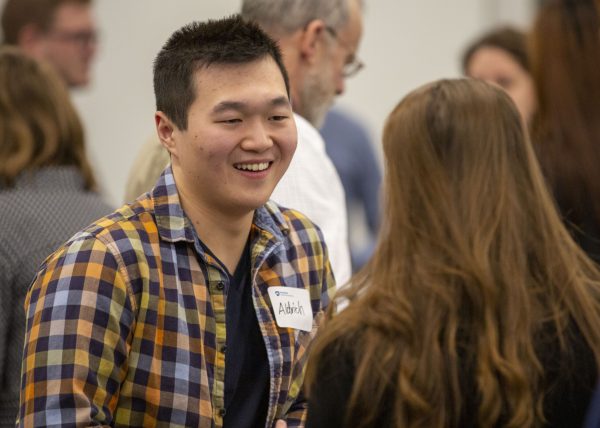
[268,287,313,332]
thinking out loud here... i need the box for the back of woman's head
[308,78,600,428]
[0,46,95,189]
[530,0,600,223]
[382,78,541,257]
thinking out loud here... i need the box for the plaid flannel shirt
[18,167,334,428]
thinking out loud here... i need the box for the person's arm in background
[355,132,382,236]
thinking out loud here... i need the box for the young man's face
[162,57,297,217]
[38,2,98,87]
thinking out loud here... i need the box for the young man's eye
[270,115,288,122]
[218,118,242,124]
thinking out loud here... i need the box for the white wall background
[58,1,536,205]
[488,0,537,28]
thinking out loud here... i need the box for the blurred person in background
[530,0,600,263]
[0,47,111,427]
[306,79,600,428]
[1,0,97,88]
[320,106,381,272]
[462,26,537,125]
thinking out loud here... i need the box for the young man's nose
[242,122,273,151]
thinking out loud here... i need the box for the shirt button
[216,281,225,291]
[219,408,226,417]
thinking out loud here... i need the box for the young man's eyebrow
[211,101,245,114]
[211,96,291,114]
[269,96,291,108]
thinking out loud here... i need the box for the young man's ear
[155,111,178,156]
[299,19,327,65]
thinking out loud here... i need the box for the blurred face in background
[466,46,537,124]
[297,0,363,128]
[34,2,98,87]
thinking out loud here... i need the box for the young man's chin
[248,196,271,211]
[239,185,278,208]
[229,196,271,215]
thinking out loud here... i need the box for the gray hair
[241,0,361,34]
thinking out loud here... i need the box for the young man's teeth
[236,162,269,171]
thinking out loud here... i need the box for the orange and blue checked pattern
[18,167,335,428]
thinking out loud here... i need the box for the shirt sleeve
[18,235,135,427]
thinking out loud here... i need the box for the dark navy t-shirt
[221,243,270,428]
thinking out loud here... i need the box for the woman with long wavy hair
[305,79,600,428]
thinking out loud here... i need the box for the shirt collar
[152,165,193,243]
[255,200,290,241]
[152,166,290,244]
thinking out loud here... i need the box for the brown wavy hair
[530,0,600,238]
[0,46,95,189]
[307,79,600,427]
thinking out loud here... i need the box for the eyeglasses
[47,29,99,47]
[324,26,364,78]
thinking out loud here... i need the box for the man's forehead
[51,2,94,28]
[190,59,290,110]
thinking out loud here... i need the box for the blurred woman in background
[462,26,536,125]
[306,79,600,428]
[530,0,600,264]
[0,47,111,426]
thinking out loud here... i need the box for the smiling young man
[125,0,365,287]
[18,16,334,428]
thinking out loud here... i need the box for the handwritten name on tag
[267,287,313,332]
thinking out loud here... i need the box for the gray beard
[297,73,335,129]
